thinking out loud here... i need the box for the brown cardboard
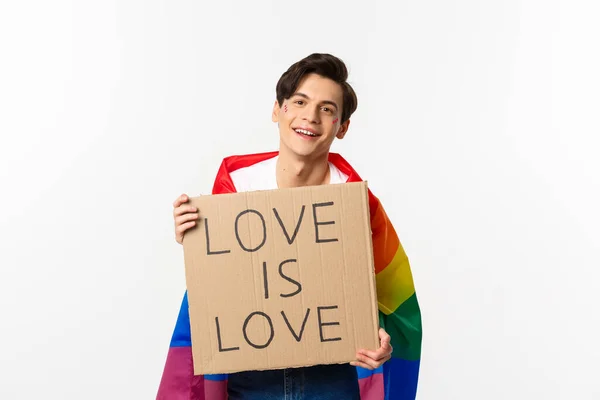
[182,181,380,375]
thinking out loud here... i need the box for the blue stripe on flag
[170,292,192,347]
[383,357,420,400]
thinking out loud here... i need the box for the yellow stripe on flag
[376,246,416,315]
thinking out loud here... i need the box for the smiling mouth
[294,128,319,137]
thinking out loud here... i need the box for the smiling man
[157,53,422,400]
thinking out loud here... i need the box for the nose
[301,106,320,124]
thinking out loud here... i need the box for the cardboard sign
[182,181,379,375]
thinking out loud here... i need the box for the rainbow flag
[157,152,422,400]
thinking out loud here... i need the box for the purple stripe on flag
[205,379,228,399]
[359,372,384,400]
[156,347,204,399]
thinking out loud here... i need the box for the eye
[295,100,304,105]
[321,107,332,113]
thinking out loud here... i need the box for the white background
[1,1,599,399]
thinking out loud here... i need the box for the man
[158,53,422,400]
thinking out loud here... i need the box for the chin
[280,133,328,159]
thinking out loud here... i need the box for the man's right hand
[173,194,199,244]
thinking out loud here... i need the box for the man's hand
[173,194,199,244]
[351,328,393,370]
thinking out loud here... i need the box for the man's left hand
[351,328,393,370]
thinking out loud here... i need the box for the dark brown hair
[276,53,358,123]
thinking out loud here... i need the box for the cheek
[332,117,339,124]
[280,108,300,123]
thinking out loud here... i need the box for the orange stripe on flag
[371,200,400,274]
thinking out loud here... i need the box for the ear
[272,100,281,123]
[336,119,350,139]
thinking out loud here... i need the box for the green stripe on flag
[379,293,422,361]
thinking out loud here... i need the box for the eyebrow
[292,92,339,110]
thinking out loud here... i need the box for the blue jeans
[227,364,360,400]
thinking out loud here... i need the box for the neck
[276,146,330,189]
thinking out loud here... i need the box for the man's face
[272,73,350,159]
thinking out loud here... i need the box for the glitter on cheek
[283,104,288,113]
[332,117,339,124]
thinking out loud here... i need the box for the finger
[174,205,198,217]
[353,353,391,370]
[380,337,392,354]
[176,220,196,236]
[355,352,380,370]
[359,348,387,361]
[360,343,393,360]
[375,354,391,367]
[175,213,199,226]
[379,328,391,344]
[350,360,373,370]
[378,328,392,353]
[173,194,189,208]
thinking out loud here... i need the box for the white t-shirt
[230,155,348,192]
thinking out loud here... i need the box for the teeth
[295,129,316,136]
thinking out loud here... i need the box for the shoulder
[224,152,279,192]
[218,151,279,173]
